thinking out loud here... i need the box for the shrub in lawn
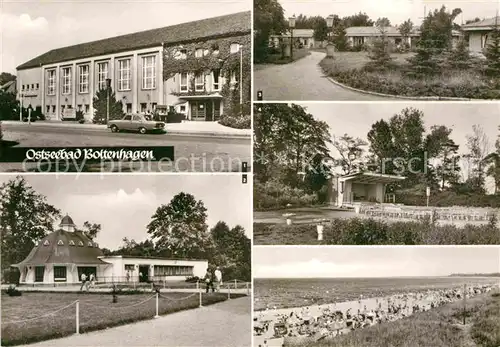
[218,113,251,129]
[5,285,21,297]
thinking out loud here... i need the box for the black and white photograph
[254,0,500,101]
[0,174,251,347]
[254,102,500,245]
[0,1,251,172]
[253,246,500,347]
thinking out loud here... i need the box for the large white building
[16,11,251,122]
[13,215,208,285]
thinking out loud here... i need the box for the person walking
[203,268,213,293]
[80,273,87,291]
[214,266,222,292]
[88,273,95,290]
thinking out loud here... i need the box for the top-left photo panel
[0,1,251,173]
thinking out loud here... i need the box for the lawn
[286,291,500,347]
[1,291,245,346]
[319,51,499,99]
[259,48,311,65]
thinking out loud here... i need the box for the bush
[185,276,200,283]
[165,111,185,123]
[5,285,22,297]
[218,114,250,129]
[396,190,500,208]
[253,218,500,245]
[254,180,319,209]
[75,110,85,123]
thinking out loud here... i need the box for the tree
[333,134,368,174]
[0,176,61,275]
[92,87,124,124]
[146,192,211,259]
[78,221,101,240]
[332,22,349,51]
[254,0,287,62]
[398,19,414,51]
[343,12,374,27]
[484,16,500,80]
[376,17,391,28]
[448,38,472,70]
[466,124,490,192]
[210,222,250,281]
[312,17,329,42]
[483,126,500,194]
[368,25,393,69]
[408,6,462,76]
[303,152,332,203]
[0,90,19,120]
[0,72,16,85]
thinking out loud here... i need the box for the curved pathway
[254,51,395,101]
[19,297,251,347]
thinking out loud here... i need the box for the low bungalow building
[12,215,207,286]
[269,29,316,49]
[345,26,462,51]
[462,17,500,53]
[329,172,406,208]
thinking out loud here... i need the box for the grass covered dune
[286,291,500,347]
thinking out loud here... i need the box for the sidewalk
[1,120,251,138]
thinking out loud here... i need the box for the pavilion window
[153,265,194,276]
[124,264,135,271]
[69,240,75,246]
[78,65,89,93]
[57,240,64,245]
[87,241,93,247]
[61,67,71,94]
[53,266,67,282]
[78,241,84,246]
[43,240,50,246]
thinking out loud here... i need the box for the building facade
[16,11,250,122]
[269,29,316,49]
[12,215,208,286]
[462,17,499,53]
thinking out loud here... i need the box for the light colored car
[108,114,166,134]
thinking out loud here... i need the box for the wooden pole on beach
[463,284,467,325]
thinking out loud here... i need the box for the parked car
[108,114,166,134]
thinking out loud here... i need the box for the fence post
[163,280,166,289]
[75,300,80,334]
[196,281,199,290]
[246,282,250,296]
[234,279,237,289]
[199,286,203,308]
[228,283,231,299]
[463,284,467,325]
[155,292,160,318]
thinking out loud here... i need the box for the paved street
[18,297,251,347]
[254,51,395,101]
[1,123,250,172]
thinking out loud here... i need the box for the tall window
[180,72,188,92]
[97,62,109,90]
[47,69,56,95]
[78,65,89,93]
[53,266,67,282]
[195,73,204,91]
[212,69,220,90]
[142,55,156,89]
[118,59,131,91]
[62,67,71,94]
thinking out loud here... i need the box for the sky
[0,0,250,74]
[279,0,500,26]
[0,174,251,249]
[253,246,500,278]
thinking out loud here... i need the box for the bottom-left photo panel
[0,173,252,347]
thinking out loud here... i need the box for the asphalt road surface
[1,123,251,172]
[17,296,252,347]
[254,51,395,101]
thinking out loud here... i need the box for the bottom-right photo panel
[253,246,500,347]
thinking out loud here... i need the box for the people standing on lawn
[214,266,222,292]
[88,273,95,290]
[204,268,214,293]
[80,273,87,291]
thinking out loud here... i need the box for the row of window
[21,83,40,91]
[44,102,160,114]
[179,70,238,92]
[39,239,97,247]
[153,265,194,276]
[46,55,157,95]
[177,43,240,59]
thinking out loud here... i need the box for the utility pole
[239,44,243,113]
[106,78,111,124]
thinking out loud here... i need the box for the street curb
[0,121,251,139]
[324,76,476,101]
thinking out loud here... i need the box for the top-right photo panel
[254,0,500,101]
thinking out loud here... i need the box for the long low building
[12,215,208,285]
[16,11,251,122]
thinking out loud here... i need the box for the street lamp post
[239,44,243,114]
[106,78,111,124]
[326,15,336,58]
[288,15,296,60]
